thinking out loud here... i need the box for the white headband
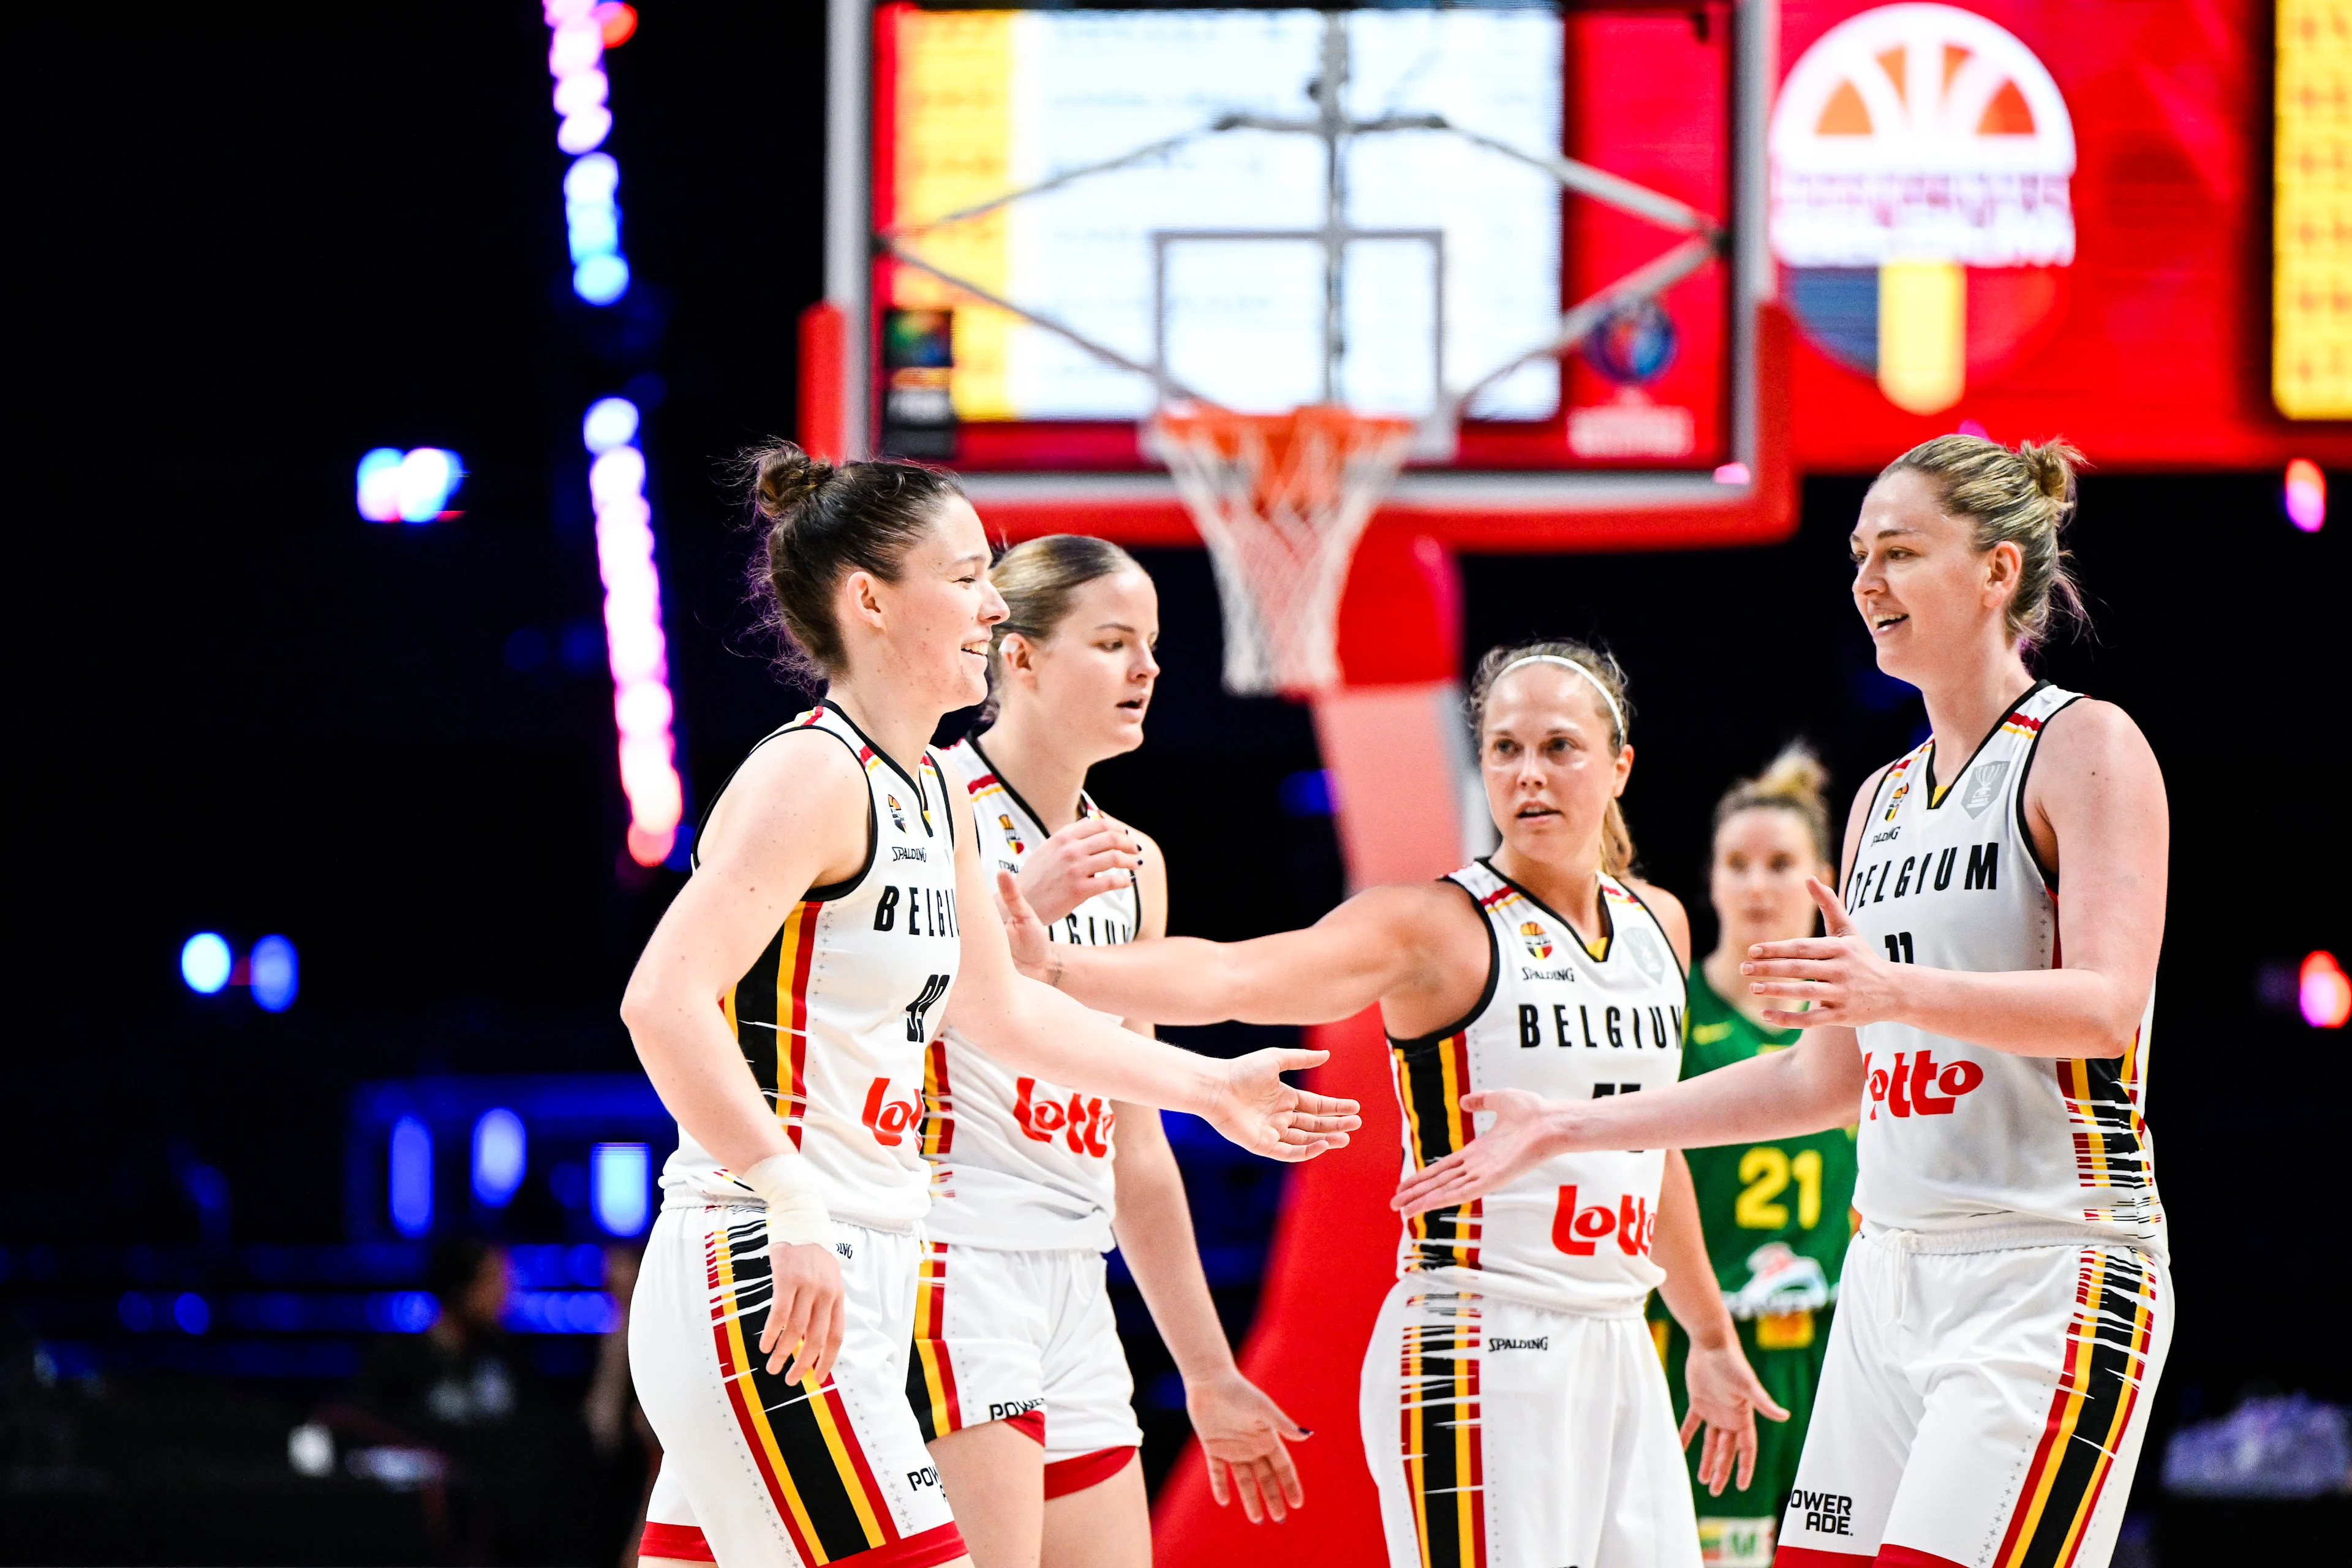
[1494,654,1625,743]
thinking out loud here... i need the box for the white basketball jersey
[916,738,1143,1253]
[1846,682,2163,1248]
[660,704,964,1232]
[1395,860,1688,1315]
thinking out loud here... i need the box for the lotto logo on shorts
[1863,1048,1985,1119]
[1789,1489,1855,1536]
[1550,1185,1654,1257]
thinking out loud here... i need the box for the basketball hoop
[1145,405,1418,698]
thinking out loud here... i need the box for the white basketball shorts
[631,1205,966,1568]
[904,1242,1141,1490]
[1776,1229,2170,1568]
[1361,1278,1702,1568]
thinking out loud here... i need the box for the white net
[1147,405,1418,696]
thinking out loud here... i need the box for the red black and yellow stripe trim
[1398,1301,1485,1568]
[1989,1248,2159,1568]
[904,1241,963,1443]
[1393,1032,1480,1272]
[704,1214,903,1564]
[723,899,822,1149]
[2054,1040,2157,1224]
[918,1038,954,1158]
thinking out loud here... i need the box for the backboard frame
[814,0,1791,553]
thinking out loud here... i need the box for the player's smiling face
[998,568,1160,761]
[850,495,1006,710]
[1851,467,2026,684]
[1478,663,1632,865]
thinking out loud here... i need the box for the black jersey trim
[1479,857,1615,965]
[689,715,876,901]
[1844,758,1901,901]
[822,701,937,839]
[1924,679,2049,809]
[2012,690,2084,894]
[1385,877,1501,1050]
[925,748,956,851]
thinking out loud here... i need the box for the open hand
[1188,1370,1310,1523]
[1017,816,1142,927]
[1207,1049,1360,1162]
[1390,1087,1558,1216]
[1745,878,1904,1030]
[758,1238,846,1387]
[1678,1338,1792,1496]
[995,869,1056,981]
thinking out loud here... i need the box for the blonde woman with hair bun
[1645,742,1858,1568]
[1399,434,2173,1568]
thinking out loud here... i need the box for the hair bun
[750,441,835,522]
[1751,742,1828,805]
[2018,438,2082,505]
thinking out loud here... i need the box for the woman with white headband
[993,637,1784,1568]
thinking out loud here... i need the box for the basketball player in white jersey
[618,445,1359,1568]
[995,639,1788,1568]
[912,533,1309,1567]
[1399,436,2168,1568]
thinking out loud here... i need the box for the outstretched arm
[998,873,1469,1029]
[1650,1152,1789,1495]
[1392,1030,1863,1216]
[1747,703,2167,1059]
[945,793,1359,1161]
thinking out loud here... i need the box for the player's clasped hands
[1017,816,1143,926]
[1743,877,1905,1030]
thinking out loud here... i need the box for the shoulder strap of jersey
[2010,684,2088,891]
[688,706,876,897]
[1388,868,1502,1049]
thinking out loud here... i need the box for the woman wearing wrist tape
[995,639,1786,1568]
[913,535,1311,1568]
[619,446,1359,1568]
[1396,437,2171,1568]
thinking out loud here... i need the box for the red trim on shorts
[855,1520,968,1568]
[1768,1549,1874,1567]
[638,1521,717,1561]
[1876,1547,1970,1568]
[1042,1446,1137,1499]
[1005,1406,1045,1444]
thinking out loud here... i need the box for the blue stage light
[590,1142,650,1237]
[119,1291,156,1332]
[173,1292,211,1334]
[573,254,630,306]
[181,932,232,995]
[368,1291,440,1333]
[389,1116,434,1238]
[250,935,298,1012]
[582,396,640,453]
[356,448,405,522]
[471,1108,527,1207]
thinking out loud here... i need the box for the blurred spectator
[352,1237,596,1565]
[583,1243,659,1568]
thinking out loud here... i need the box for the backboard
[811,1,1789,552]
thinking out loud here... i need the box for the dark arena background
[9,3,2349,1566]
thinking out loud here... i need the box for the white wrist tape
[741,1153,832,1249]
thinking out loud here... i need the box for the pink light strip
[588,436,682,866]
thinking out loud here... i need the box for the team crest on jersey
[886,794,907,832]
[998,812,1026,854]
[1623,927,1667,982]
[1960,760,2010,818]
[1519,922,1553,959]
[1883,771,1912,821]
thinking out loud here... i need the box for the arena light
[2285,458,2326,532]
[590,1142,651,1236]
[546,1,630,305]
[389,1116,434,1238]
[181,932,232,995]
[471,1108,527,1207]
[357,447,465,523]
[583,401,684,866]
[249,935,299,1012]
[2303,951,2351,1028]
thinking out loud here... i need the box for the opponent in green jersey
[1648,746,1858,1568]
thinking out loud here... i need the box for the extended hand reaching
[995,870,1057,981]
[1188,1370,1311,1523]
[1015,816,1143,927]
[1678,1338,1792,1496]
[1210,1049,1360,1163]
[1390,1087,1557,1216]
[1744,878,1905,1030]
